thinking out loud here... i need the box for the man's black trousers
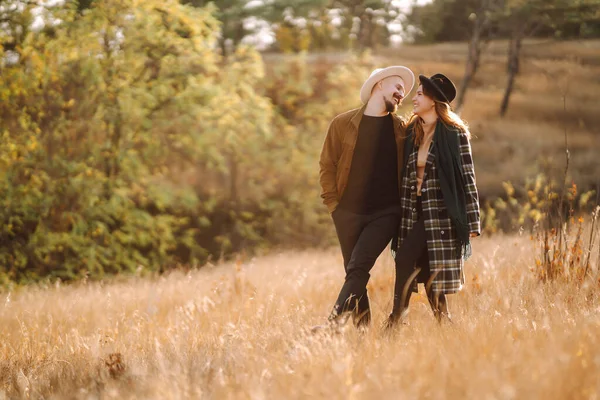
[331,206,401,326]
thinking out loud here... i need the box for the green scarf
[403,120,471,260]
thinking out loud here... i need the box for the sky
[242,0,433,48]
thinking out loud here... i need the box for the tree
[499,0,600,117]
[0,0,263,282]
[402,0,483,43]
[182,0,257,56]
[0,0,38,52]
[77,0,94,12]
[455,0,504,113]
[330,0,400,49]
[446,0,600,115]
[183,0,329,55]
[403,0,600,45]
[264,0,330,52]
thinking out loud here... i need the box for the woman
[387,73,480,326]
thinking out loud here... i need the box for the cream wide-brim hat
[359,66,415,104]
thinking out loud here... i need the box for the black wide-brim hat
[419,73,457,104]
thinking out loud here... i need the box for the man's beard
[384,98,398,113]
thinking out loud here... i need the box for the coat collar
[423,143,436,183]
[408,138,435,186]
[349,105,366,128]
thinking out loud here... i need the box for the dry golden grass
[2,234,600,399]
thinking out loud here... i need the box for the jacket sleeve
[319,119,342,213]
[459,132,481,235]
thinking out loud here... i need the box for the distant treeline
[74,1,600,54]
[404,0,600,44]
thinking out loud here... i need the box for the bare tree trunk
[220,35,232,58]
[358,13,367,49]
[499,32,523,117]
[228,152,239,209]
[455,0,499,113]
[455,21,485,113]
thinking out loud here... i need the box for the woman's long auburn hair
[407,85,470,145]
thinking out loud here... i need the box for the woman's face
[412,85,435,116]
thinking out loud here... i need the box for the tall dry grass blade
[583,206,599,277]
[400,268,422,312]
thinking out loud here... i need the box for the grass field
[2,233,600,399]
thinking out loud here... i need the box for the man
[319,66,415,328]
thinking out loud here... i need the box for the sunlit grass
[2,234,599,399]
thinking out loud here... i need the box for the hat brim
[418,74,452,104]
[360,66,415,104]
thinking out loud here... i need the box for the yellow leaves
[494,198,507,211]
[502,181,515,197]
[65,99,76,109]
[26,135,38,152]
[527,190,538,205]
[568,183,578,198]
[6,143,19,161]
[28,174,43,189]
[578,190,596,208]
[18,114,32,131]
[528,209,543,222]
[91,225,104,238]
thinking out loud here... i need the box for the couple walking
[319,66,480,329]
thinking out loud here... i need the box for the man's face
[378,76,406,113]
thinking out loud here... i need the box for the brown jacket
[319,105,407,213]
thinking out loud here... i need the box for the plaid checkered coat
[398,128,480,294]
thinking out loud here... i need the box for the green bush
[0,0,354,285]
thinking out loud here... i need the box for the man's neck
[364,97,389,117]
